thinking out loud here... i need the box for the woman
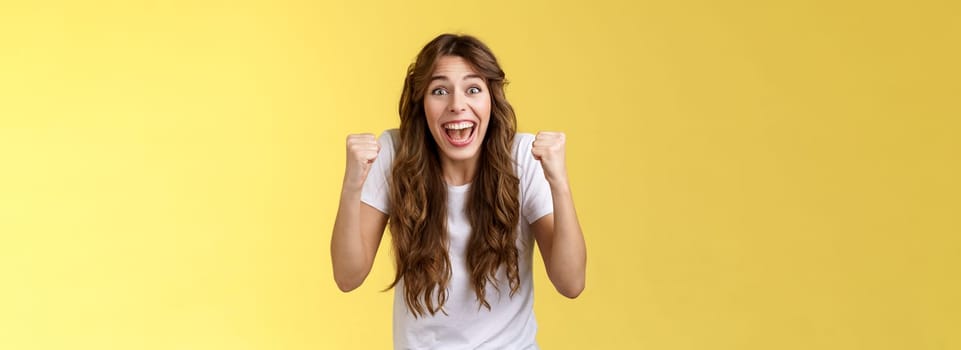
[331,33,586,349]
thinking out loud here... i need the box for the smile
[442,120,476,147]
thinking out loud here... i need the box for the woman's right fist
[344,133,380,190]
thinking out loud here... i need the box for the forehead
[431,56,480,77]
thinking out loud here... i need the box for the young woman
[331,33,586,349]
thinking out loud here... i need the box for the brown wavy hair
[387,34,521,318]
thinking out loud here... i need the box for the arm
[530,132,587,298]
[330,134,389,292]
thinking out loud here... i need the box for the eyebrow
[429,74,484,83]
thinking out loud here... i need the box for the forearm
[547,180,587,297]
[330,184,372,291]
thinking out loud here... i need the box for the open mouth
[442,120,476,147]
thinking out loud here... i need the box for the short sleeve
[514,133,554,224]
[360,130,397,215]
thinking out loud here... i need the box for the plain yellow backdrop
[1,0,959,349]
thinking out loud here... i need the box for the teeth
[443,121,475,130]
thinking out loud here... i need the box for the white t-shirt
[361,129,554,350]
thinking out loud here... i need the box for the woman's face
[423,55,491,165]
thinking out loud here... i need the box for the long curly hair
[387,34,521,318]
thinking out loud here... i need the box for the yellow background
[2,0,958,349]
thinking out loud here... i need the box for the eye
[430,87,448,96]
[467,87,482,94]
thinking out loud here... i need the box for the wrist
[547,177,571,193]
[341,178,365,196]
[544,167,569,187]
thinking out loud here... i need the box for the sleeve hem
[526,209,553,225]
[361,191,389,215]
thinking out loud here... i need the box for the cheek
[475,96,492,120]
[423,99,444,123]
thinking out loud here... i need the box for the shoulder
[511,133,540,177]
[379,128,400,149]
[512,132,536,157]
[376,129,400,160]
[368,128,399,171]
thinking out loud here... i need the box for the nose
[449,91,467,113]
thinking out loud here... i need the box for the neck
[440,156,479,186]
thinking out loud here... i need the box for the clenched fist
[531,131,568,186]
[343,133,380,190]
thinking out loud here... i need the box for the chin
[439,145,482,162]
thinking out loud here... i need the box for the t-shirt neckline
[446,182,471,193]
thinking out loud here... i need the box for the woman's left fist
[531,131,568,185]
